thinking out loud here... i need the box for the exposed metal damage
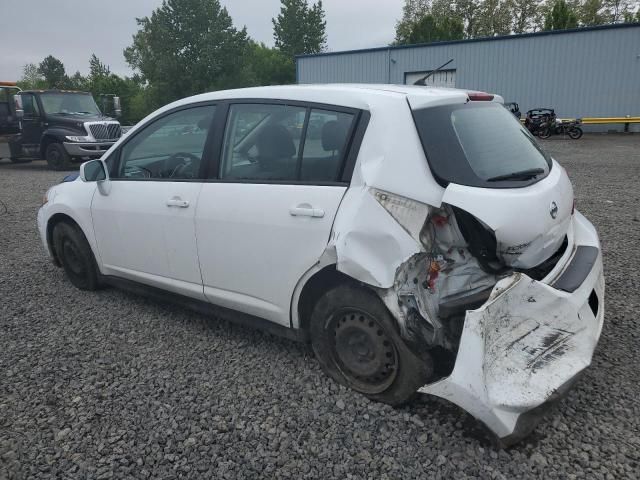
[330,184,605,443]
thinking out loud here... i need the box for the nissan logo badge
[550,201,558,219]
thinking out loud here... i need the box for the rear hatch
[408,96,573,269]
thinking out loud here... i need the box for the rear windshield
[412,102,552,188]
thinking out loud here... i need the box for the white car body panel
[196,183,347,326]
[91,181,205,300]
[36,84,605,444]
[37,180,100,264]
[441,160,574,268]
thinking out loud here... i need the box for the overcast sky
[0,0,402,80]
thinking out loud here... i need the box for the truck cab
[0,82,21,135]
[10,90,122,170]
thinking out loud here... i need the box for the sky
[0,0,403,80]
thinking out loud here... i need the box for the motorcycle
[525,108,583,140]
[547,118,583,139]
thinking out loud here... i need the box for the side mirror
[79,159,107,182]
[14,95,24,119]
[113,96,122,118]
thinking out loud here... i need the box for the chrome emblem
[550,201,558,219]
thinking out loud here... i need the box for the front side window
[39,93,101,116]
[412,102,552,188]
[220,103,355,183]
[114,105,216,180]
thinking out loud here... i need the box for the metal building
[296,23,640,131]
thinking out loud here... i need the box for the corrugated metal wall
[297,25,640,131]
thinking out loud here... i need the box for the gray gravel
[1,135,639,479]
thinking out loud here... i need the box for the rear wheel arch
[296,265,359,338]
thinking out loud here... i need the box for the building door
[404,69,456,87]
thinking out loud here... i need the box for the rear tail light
[371,188,430,244]
[468,92,494,101]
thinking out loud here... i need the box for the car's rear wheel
[310,284,432,406]
[568,126,583,139]
[46,142,72,171]
[52,222,100,290]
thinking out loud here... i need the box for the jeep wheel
[46,142,72,171]
[310,284,432,406]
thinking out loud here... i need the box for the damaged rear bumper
[419,244,605,443]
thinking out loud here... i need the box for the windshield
[412,102,551,188]
[39,93,101,116]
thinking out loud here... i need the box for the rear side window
[220,103,355,183]
[412,102,552,188]
[300,109,354,181]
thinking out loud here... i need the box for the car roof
[162,84,477,114]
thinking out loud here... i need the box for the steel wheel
[328,308,399,394]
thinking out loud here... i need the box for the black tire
[568,126,583,139]
[52,222,100,290]
[538,128,551,139]
[46,142,73,171]
[310,284,432,406]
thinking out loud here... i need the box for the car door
[91,104,217,300]
[20,93,44,146]
[196,102,361,326]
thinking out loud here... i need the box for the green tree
[38,55,66,88]
[580,0,610,25]
[272,0,327,58]
[17,63,46,90]
[605,0,631,21]
[395,0,431,42]
[407,14,464,43]
[248,42,296,85]
[66,71,89,91]
[623,6,640,21]
[89,54,111,79]
[511,0,542,33]
[124,0,251,108]
[544,0,579,29]
[455,0,481,37]
[476,0,513,36]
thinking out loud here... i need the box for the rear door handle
[166,197,189,208]
[289,205,324,218]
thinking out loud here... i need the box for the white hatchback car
[37,85,604,445]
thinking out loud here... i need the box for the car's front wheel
[310,284,432,406]
[52,221,100,290]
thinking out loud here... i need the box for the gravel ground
[1,135,639,479]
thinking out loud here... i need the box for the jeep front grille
[87,122,122,140]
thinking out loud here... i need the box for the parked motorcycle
[548,118,583,139]
[525,108,583,139]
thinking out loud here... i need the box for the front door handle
[166,197,189,208]
[289,205,324,218]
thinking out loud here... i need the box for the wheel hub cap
[331,310,398,393]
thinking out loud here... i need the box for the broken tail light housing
[371,188,430,244]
